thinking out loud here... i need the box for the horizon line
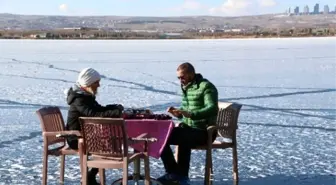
[0,12,285,18]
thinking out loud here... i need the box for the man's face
[177,69,194,86]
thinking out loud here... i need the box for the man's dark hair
[177,62,195,74]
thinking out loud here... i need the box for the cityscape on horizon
[286,3,336,15]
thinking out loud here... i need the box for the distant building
[30,33,47,38]
[314,3,319,14]
[231,29,243,32]
[294,6,299,14]
[211,29,224,33]
[62,27,98,31]
[63,27,82,30]
[160,33,183,39]
[304,5,309,15]
[224,29,243,33]
[324,5,329,14]
[132,30,158,33]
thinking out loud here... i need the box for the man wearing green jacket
[157,62,218,185]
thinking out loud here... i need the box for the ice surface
[0,37,335,185]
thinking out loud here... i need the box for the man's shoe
[177,176,191,185]
[157,173,179,182]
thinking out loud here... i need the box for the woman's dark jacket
[65,84,122,149]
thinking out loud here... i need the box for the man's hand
[167,106,175,113]
[167,107,182,118]
[177,110,191,118]
[167,107,191,118]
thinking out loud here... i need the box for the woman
[65,67,123,185]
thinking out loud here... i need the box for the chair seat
[87,153,144,168]
[193,141,234,150]
[48,146,78,156]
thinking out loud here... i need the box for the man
[157,62,218,185]
[65,67,123,185]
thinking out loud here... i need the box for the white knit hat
[77,68,101,87]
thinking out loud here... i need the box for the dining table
[126,119,175,158]
[114,119,175,184]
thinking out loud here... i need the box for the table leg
[133,149,141,185]
[111,147,163,185]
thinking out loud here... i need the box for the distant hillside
[0,13,335,31]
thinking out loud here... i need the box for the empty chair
[36,106,82,185]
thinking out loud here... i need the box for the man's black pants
[160,125,216,177]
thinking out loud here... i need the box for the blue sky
[0,0,335,16]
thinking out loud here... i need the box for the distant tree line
[0,27,335,39]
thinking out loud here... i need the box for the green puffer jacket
[179,73,219,130]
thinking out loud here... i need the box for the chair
[78,117,151,185]
[36,106,83,185]
[175,102,243,185]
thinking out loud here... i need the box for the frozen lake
[0,37,335,185]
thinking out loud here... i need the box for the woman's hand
[116,104,124,111]
[107,104,124,111]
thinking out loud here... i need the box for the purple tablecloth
[125,119,174,159]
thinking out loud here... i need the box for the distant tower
[304,5,309,15]
[287,7,291,14]
[314,3,319,14]
[294,6,299,14]
[323,5,329,14]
